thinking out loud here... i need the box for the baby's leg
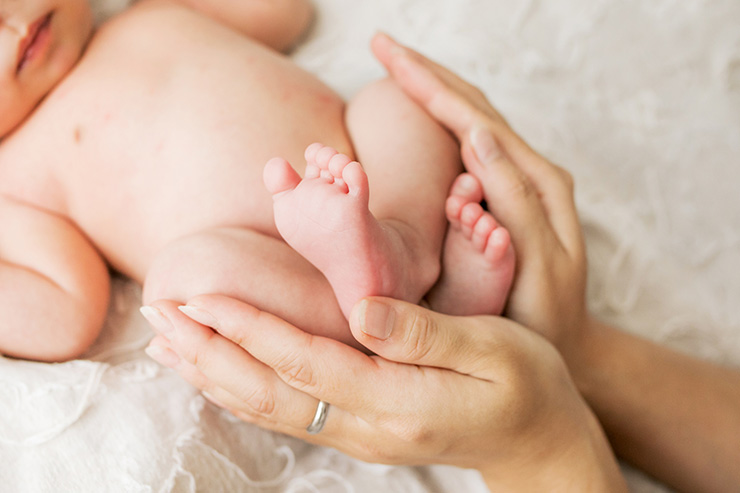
[264,79,461,318]
[142,227,355,347]
[426,173,515,315]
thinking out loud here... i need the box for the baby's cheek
[0,85,28,138]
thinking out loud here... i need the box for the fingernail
[178,305,219,329]
[140,305,173,334]
[471,124,502,163]
[202,391,227,409]
[145,344,180,367]
[360,300,396,340]
[376,32,403,54]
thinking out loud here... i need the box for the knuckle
[276,349,317,391]
[402,313,435,361]
[555,165,575,191]
[189,331,217,369]
[391,417,435,448]
[244,386,277,417]
[469,84,486,100]
[358,440,400,464]
[505,174,537,202]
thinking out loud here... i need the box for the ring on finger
[306,400,330,434]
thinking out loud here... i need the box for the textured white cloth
[2,0,739,491]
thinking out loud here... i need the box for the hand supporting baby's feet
[264,143,419,319]
[426,173,515,316]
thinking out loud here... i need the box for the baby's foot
[264,143,414,319]
[426,173,515,316]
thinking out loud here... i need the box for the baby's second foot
[426,173,515,316]
[264,143,412,319]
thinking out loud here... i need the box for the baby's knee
[347,77,406,111]
[142,235,202,305]
[142,229,241,305]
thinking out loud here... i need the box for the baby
[0,0,515,362]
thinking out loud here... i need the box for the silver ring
[306,400,330,434]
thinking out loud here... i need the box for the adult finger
[372,34,584,255]
[463,128,584,258]
[372,32,507,128]
[147,298,488,464]
[173,294,411,417]
[142,300,335,434]
[349,297,510,379]
[460,126,561,257]
[146,334,333,442]
[372,33,505,139]
[147,335,257,419]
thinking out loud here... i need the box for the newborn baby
[0,0,515,361]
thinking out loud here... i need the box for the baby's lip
[16,12,53,74]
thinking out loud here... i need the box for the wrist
[561,315,609,395]
[479,408,626,492]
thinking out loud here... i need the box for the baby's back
[0,2,350,280]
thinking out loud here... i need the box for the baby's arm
[0,195,110,362]
[163,0,314,52]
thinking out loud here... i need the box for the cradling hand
[372,33,591,359]
[142,294,620,491]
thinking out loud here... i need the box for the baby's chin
[0,48,86,139]
[0,99,31,140]
[0,77,59,139]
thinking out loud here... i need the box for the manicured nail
[376,32,403,55]
[471,124,502,164]
[140,305,173,334]
[178,305,219,329]
[145,344,180,367]
[360,300,396,340]
[202,391,227,409]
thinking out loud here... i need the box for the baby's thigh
[346,77,460,163]
[142,227,356,347]
[345,78,462,221]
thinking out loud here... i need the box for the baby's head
[1,0,92,138]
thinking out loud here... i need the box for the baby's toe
[449,173,484,203]
[445,195,467,228]
[304,142,324,163]
[471,214,497,251]
[328,153,353,178]
[484,227,513,264]
[460,202,485,240]
[342,161,368,195]
[315,145,339,170]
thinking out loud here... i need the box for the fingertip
[145,338,181,368]
[470,124,502,164]
[350,298,395,342]
[371,32,402,65]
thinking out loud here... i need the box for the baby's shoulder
[91,1,200,54]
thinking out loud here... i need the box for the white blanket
[2,0,739,491]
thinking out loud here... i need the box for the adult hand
[372,33,590,360]
[142,295,624,491]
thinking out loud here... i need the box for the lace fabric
[2,0,738,491]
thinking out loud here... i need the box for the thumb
[349,297,492,373]
[461,126,554,255]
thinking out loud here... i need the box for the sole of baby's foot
[263,143,413,319]
[426,173,515,316]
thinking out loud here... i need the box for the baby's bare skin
[1,1,349,280]
[1,0,490,361]
[0,0,518,362]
